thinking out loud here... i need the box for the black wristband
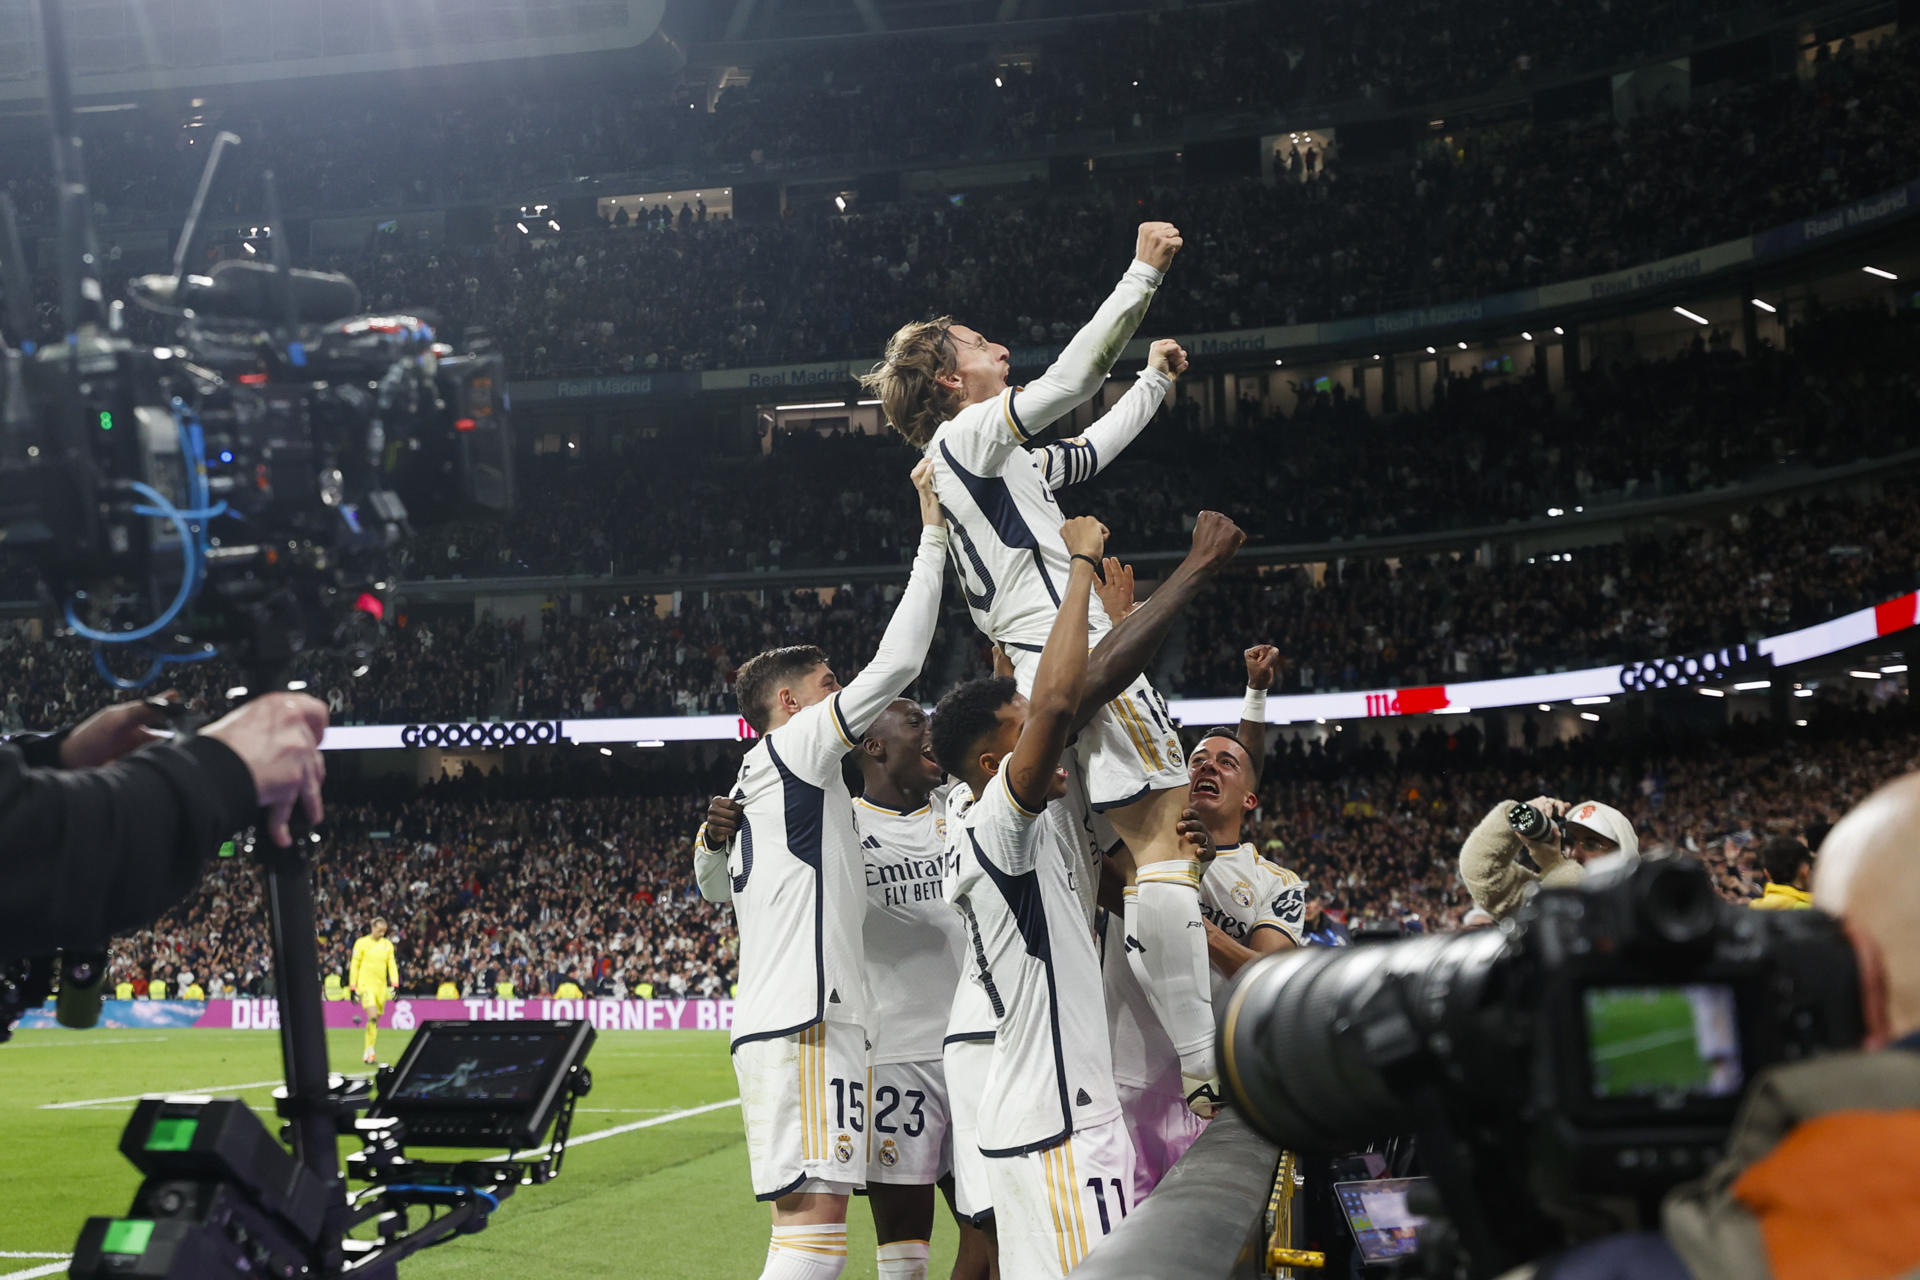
[1071,553,1105,581]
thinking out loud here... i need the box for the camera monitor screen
[1333,1177,1431,1264]
[390,1027,574,1104]
[1583,984,1744,1101]
[375,1020,594,1148]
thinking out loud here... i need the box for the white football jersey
[946,774,1119,1155]
[942,782,1000,1049]
[725,527,949,1048]
[857,794,967,1066]
[1201,844,1308,997]
[922,255,1169,651]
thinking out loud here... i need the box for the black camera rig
[0,3,586,1275]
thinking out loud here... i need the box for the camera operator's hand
[59,695,179,769]
[202,694,329,848]
[1524,796,1571,846]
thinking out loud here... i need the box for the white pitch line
[39,1078,284,1110]
[0,1253,71,1259]
[567,1097,739,1147]
[0,1260,72,1280]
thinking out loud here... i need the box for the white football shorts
[986,1116,1137,1280]
[943,1034,995,1224]
[866,1058,953,1186]
[731,1019,870,1200]
[1008,648,1187,813]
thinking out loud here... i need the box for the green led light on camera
[101,1220,154,1255]
[97,411,113,431]
[145,1117,198,1151]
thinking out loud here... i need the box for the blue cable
[91,644,220,691]
[64,482,200,643]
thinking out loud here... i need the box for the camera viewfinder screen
[1584,984,1743,1101]
[1333,1178,1430,1263]
[391,1029,570,1104]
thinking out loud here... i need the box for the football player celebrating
[861,224,1225,1112]
[701,462,948,1280]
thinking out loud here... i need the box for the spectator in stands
[1751,834,1816,910]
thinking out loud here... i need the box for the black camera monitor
[371,1020,594,1149]
[1334,1177,1432,1265]
[1581,983,1744,1103]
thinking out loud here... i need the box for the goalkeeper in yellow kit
[348,918,399,1064]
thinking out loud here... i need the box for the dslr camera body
[1220,855,1861,1276]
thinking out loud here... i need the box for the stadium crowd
[107,681,1916,997]
[0,0,1802,228]
[12,22,1914,380]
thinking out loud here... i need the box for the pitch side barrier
[315,590,1918,750]
[13,997,737,1032]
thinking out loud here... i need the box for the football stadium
[3,0,1919,1277]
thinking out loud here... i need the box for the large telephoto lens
[1218,928,1515,1151]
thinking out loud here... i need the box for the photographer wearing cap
[1461,796,1640,921]
[2,692,330,957]
[1523,772,1920,1280]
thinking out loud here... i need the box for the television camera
[1219,855,1863,1278]
[0,2,575,1275]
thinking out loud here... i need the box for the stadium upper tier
[0,0,1845,220]
[17,24,1913,382]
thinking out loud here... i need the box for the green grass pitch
[1,1028,962,1279]
[1585,988,1709,1097]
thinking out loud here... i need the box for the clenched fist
[1148,339,1189,378]
[1061,515,1110,562]
[1135,222,1183,273]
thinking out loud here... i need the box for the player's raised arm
[1238,643,1280,766]
[1072,511,1245,732]
[833,460,950,740]
[1041,340,1187,490]
[1010,223,1182,437]
[1004,516,1106,814]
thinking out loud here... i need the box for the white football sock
[760,1224,848,1280]
[875,1239,930,1280]
[1125,869,1216,1078]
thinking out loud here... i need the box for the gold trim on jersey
[853,797,932,817]
[999,771,1044,820]
[827,693,856,750]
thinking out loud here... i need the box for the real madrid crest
[1231,880,1254,909]
[878,1139,899,1168]
[835,1133,855,1163]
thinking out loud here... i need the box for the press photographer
[1523,771,1920,1280]
[1460,795,1641,922]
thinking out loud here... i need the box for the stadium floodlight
[1553,326,1565,335]
[1673,306,1710,326]
[1883,664,1909,674]
[1372,353,1381,360]
[1547,507,1564,517]
[1850,669,1883,679]
[635,740,666,748]
[598,747,612,756]
[1699,688,1726,698]
[1538,703,1552,711]
[547,219,559,231]
[1751,298,1777,313]
[1733,680,1771,691]
[352,664,371,678]
[856,398,882,406]
[1456,340,1467,349]
[994,75,1003,86]
[1579,712,1600,722]
[1571,696,1609,706]
[1795,719,1809,726]
[225,685,248,699]
[1863,266,1898,280]
[1521,331,1533,341]
[287,679,308,691]
[1274,358,1284,366]
[1794,688,1814,698]
[1425,345,1436,354]
[834,195,847,212]
[774,400,848,411]
[515,221,529,234]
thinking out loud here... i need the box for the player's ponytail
[858,317,962,449]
